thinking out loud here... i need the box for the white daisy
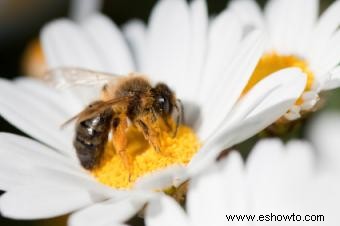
[228,0,340,121]
[0,0,306,224]
[145,137,340,226]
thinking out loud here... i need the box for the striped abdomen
[74,108,113,169]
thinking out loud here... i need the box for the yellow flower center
[91,124,200,189]
[243,52,314,104]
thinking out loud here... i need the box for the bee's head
[152,83,175,115]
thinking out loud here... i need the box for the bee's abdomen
[74,108,113,169]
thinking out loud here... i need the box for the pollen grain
[91,125,200,189]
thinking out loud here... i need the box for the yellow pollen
[91,124,200,189]
[243,52,314,104]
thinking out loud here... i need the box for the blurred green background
[0,0,337,225]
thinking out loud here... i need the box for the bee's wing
[44,67,122,88]
[62,95,133,127]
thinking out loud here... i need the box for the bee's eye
[157,96,170,113]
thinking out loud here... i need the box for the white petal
[219,153,247,221]
[189,75,304,177]
[308,0,340,60]
[122,19,147,70]
[0,143,118,198]
[15,77,82,115]
[0,79,75,156]
[15,77,84,121]
[30,166,123,200]
[194,9,242,129]
[0,187,93,219]
[81,14,135,74]
[198,9,242,105]
[244,68,306,119]
[145,195,189,226]
[0,133,80,190]
[294,0,319,55]
[246,139,284,178]
[214,68,306,147]
[187,152,246,226]
[285,141,315,180]
[143,0,191,99]
[0,149,30,191]
[221,68,305,128]
[247,140,315,215]
[246,139,287,213]
[185,0,208,104]
[178,0,208,126]
[265,0,318,55]
[307,112,340,171]
[229,0,264,28]
[197,30,265,139]
[69,197,145,226]
[41,19,104,70]
[134,165,187,190]
[41,19,112,105]
[226,99,301,147]
[321,65,340,90]
[310,30,340,78]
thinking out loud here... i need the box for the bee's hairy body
[110,77,154,120]
[73,76,179,170]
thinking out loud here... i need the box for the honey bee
[46,68,183,171]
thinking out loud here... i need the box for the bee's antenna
[178,99,184,124]
[60,115,78,129]
[173,99,184,137]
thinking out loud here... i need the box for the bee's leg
[111,115,132,180]
[151,108,172,133]
[136,119,161,152]
[161,115,173,134]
